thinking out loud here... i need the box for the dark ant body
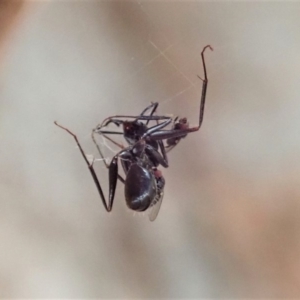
[54,45,212,221]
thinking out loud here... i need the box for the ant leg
[144,45,213,143]
[96,103,160,132]
[141,117,173,139]
[96,131,123,135]
[91,130,123,166]
[140,102,159,117]
[91,130,125,184]
[92,153,119,211]
[198,45,213,128]
[139,102,159,126]
[55,121,121,211]
[142,139,170,168]
[144,143,168,168]
[140,118,174,166]
[146,102,160,126]
[100,115,172,128]
[108,154,118,210]
[146,123,199,141]
[99,133,124,150]
[102,119,124,128]
[157,140,169,165]
[140,103,170,164]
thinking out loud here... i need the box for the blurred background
[1,0,300,297]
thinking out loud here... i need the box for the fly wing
[148,192,164,222]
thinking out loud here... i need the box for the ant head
[123,121,147,145]
[123,121,137,135]
[123,120,146,135]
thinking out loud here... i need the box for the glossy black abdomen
[125,164,156,211]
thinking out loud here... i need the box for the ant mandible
[54,45,212,221]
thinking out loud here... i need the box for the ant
[54,45,212,221]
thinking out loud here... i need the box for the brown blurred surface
[0,0,24,54]
[1,1,300,298]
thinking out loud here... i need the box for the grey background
[1,1,300,297]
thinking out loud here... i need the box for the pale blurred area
[1,1,300,298]
[0,0,24,56]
